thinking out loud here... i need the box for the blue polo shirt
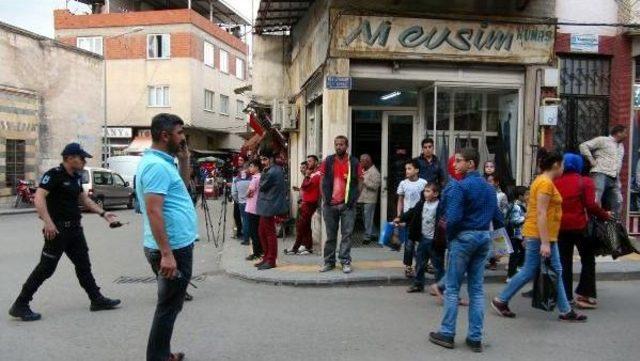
[136,149,198,250]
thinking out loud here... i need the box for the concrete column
[522,65,543,185]
[321,58,350,157]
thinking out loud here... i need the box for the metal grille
[556,56,611,152]
[6,139,26,188]
[560,56,611,96]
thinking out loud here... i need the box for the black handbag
[532,258,558,312]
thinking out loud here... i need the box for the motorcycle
[14,179,36,208]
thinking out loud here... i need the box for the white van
[106,155,142,186]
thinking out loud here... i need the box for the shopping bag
[379,222,407,250]
[589,218,618,257]
[532,258,558,312]
[490,228,513,257]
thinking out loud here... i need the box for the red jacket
[300,170,321,203]
[553,173,609,231]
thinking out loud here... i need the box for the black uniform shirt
[39,164,83,223]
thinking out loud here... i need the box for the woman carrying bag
[491,150,587,322]
[554,153,611,309]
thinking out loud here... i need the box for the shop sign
[106,127,132,138]
[0,120,38,132]
[570,34,599,53]
[326,76,353,89]
[331,14,555,64]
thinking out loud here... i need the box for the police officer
[9,143,121,321]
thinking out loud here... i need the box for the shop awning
[124,136,151,155]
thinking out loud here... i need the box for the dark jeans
[507,238,525,278]
[233,202,243,237]
[323,204,355,266]
[404,237,415,267]
[239,203,249,244]
[144,244,193,361]
[17,225,101,304]
[247,213,263,256]
[293,202,317,251]
[558,229,597,300]
[414,237,445,288]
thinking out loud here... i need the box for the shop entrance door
[381,111,416,225]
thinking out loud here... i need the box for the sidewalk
[222,235,640,286]
[0,206,36,216]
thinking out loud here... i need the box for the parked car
[81,167,135,209]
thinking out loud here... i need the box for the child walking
[396,159,428,278]
[395,183,444,293]
[506,186,528,281]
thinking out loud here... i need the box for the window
[219,94,229,115]
[204,90,215,111]
[236,100,244,118]
[114,174,125,187]
[236,57,245,79]
[219,49,229,73]
[204,42,214,68]
[94,171,113,186]
[77,36,103,55]
[147,34,170,59]
[6,139,25,188]
[148,86,170,107]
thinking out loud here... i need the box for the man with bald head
[357,154,381,244]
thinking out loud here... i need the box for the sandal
[575,296,597,309]
[404,266,415,279]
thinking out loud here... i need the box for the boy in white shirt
[396,159,428,278]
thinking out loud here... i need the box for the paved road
[1,210,640,361]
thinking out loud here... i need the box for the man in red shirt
[319,136,363,273]
[286,155,321,255]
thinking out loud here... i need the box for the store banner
[331,14,555,64]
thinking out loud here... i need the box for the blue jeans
[414,236,444,287]
[498,238,571,314]
[439,231,491,342]
[593,173,622,216]
[239,204,249,244]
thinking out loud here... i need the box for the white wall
[556,0,619,36]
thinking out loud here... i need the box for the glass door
[381,111,416,224]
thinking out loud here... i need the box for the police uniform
[10,143,120,321]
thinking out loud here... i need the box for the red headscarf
[448,155,463,181]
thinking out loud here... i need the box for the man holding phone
[136,113,197,361]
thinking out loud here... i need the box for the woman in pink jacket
[244,159,263,261]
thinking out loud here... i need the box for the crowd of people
[7,108,630,358]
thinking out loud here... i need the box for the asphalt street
[1,208,640,361]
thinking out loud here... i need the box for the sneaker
[465,338,483,353]
[319,264,336,273]
[559,310,588,322]
[342,264,353,274]
[90,296,121,312]
[9,303,41,322]
[298,246,308,252]
[429,332,454,349]
[490,298,516,318]
[283,248,298,255]
[298,250,312,255]
[245,254,261,261]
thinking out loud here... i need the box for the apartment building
[54,0,251,161]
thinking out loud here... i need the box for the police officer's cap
[61,143,93,158]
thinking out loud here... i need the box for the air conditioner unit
[282,104,297,131]
[270,99,285,128]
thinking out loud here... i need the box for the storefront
[291,13,555,224]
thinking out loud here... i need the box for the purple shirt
[245,173,260,215]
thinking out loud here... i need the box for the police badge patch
[41,175,50,185]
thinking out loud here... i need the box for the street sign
[570,34,598,53]
[326,76,352,90]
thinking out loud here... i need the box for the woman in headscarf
[554,153,611,309]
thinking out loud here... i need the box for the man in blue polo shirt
[136,113,197,361]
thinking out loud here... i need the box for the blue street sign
[326,76,352,90]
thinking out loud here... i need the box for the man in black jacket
[255,149,289,270]
[319,136,363,274]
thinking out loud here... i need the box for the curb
[0,208,37,216]
[223,268,640,287]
